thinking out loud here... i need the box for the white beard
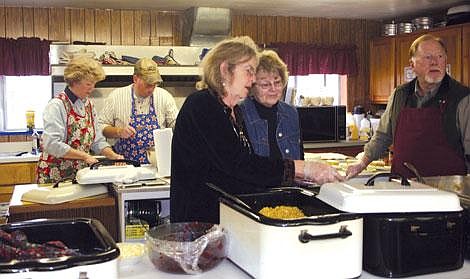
[424,73,444,84]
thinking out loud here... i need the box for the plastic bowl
[145,222,227,274]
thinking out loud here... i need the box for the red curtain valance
[269,43,358,76]
[0,37,51,76]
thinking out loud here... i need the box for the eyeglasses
[415,53,446,63]
[255,80,283,90]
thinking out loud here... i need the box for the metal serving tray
[421,175,470,204]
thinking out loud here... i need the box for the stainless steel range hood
[183,7,232,46]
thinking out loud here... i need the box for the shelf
[51,64,201,77]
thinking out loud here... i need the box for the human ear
[409,57,415,69]
[220,61,230,78]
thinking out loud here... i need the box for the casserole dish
[418,175,470,259]
[318,173,464,278]
[0,218,119,279]
[218,186,363,279]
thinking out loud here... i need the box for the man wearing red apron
[99,58,178,164]
[347,34,470,179]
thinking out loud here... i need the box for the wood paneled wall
[232,15,381,110]
[0,7,182,45]
[0,6,381,110]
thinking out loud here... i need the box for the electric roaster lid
[76,159,156,185]
[0,218,119,273]
[317,173,463,213]
[218,186,361,227]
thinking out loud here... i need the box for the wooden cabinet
[369,37,396,103]
[0,162,36,186]
[370,23,468,104]
[395,33,420,86]
[396,26,462,85]
[430,26,462,82]
[0,162,36,203]
[463,24,470,87]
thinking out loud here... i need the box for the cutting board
[21,182,108,204]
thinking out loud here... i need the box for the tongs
[206,182,252,211]
[403,162,425,183]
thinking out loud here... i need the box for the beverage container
[25,110,35,131]
[352,105,365,129]
[31,129,40,155]
[348,123,359,140]
[359,118,371,141]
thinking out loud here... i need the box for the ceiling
[4,0,468,20]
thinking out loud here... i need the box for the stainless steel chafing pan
[421,175,470,200]
[420,175,470,260]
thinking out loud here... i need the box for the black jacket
[170,89,287,223]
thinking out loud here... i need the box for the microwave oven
[297,105,346,142]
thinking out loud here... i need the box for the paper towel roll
[153,128,173,177]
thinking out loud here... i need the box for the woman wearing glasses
[170,36,343,223]
[239,50,303,160]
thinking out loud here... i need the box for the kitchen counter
[304,140,368,157]
[120,257,470,278]
[0,140,367,163]
[0,141,38,163]
[304,139,368,149]
[0,153,39,163]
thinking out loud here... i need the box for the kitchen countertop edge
[304,140,367,149]
[0,155,40,163]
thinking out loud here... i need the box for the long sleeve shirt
[170,89,293,224]
[41,87,110,157]
[364,75,470,170]
[98,84,178,144]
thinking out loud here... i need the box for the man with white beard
[347,34,470,178]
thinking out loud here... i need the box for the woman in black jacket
[170,36,344,223]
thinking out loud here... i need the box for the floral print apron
[113,89,160,164]
[36,93,95,184]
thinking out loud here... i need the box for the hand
[84,155,99,165]
[118,125,136,139]
[346,161,368,179]
[111,154,126,165]
[304,160,345,185]
[108,152,124,160]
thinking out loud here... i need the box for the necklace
[216,92,252,153]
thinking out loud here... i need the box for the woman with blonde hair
[171,36,343,223]
[37,57,123,184]
[239,49,303,160]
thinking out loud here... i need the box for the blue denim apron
[114,89,160,163]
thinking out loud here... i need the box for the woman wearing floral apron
[37,57,123,184]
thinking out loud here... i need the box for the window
[285,74,346,106]
[1,76,51,131]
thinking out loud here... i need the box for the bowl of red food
[145,222,228,274]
